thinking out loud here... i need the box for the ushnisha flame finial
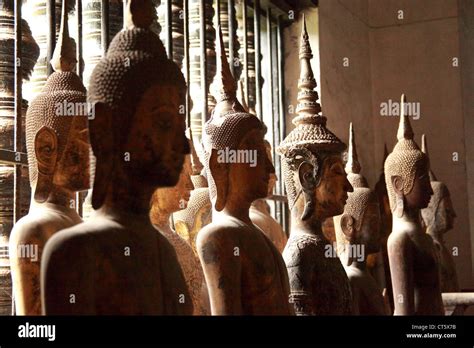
[51,0,77,72]
[125,0,157,30]
[397,94,415,141]
[345,122,361,175]
[211,25,238,103]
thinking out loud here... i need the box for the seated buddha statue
[385,94,443,315]
[277,16,353,315]
[334,123,389,315]
[9,1,90,315]
[196,26,294,315]
[40,0,192,315]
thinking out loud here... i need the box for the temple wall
[283,0,474,290]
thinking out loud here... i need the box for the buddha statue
[277,16,353,316]
[150,137,210,315]
[196,26,293,315]
[173,130,212,254]
[9,1,90,315]
[250,140,288,253]
[41,0,192,315]
[420,134,459,293]
[334,123,388,315]
[385,94,443,315]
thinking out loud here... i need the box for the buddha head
[276,16,352,223]
[335,124,381,265]
[173,132,212,251]
[237,86,276,199]
[26,0,90,203]
[150,143,193,225]
[420,134,456,237]
[384,95,433,218]
[202,26,273,212]
[87,0,189,210]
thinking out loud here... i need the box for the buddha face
[124,83,189,188]
[228,129,275,205]
[357,200,381,254]
[314,155,353,220]
[152,155,193,217]
[52,116,91,192]
[438,195,456,232]
[404,167,433,210]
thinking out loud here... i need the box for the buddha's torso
[345,266,387,315]
[158,225,209,315]
[283,232,353,315]
[47,215,191,315]
[208,216,293,315]
[394,227,444,315]
[431,237,459,293]
[10,204,82,315]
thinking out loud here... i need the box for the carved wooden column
[217,0,239,79]
[81,0,123,85]
[188,0,215,139]
[235,0,255,112]
[157,0,184,68]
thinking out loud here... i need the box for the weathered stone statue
[277,17,353,316]
[334,123,388,315]
[150,138,210,315]
[385,94,443,315]
[196,26,293,315]
[9,1,89,315]
[41,0,192,315]
[173,131,212,254]
[420,134,459,293]
[250,140,288,253]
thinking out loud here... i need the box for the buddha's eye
[157,117,172,130]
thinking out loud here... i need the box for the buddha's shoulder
[197,220,244,244]
[283,233,323,265]
[387,228,416,247]
[10,210,74,244]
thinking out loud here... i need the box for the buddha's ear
[298,161,316,220]
[209,148,228,211]
[34,126,58,202]
[88,102,114,210]
[298,161,316,191]
[340,214,356,242]
[391,175,404,195]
